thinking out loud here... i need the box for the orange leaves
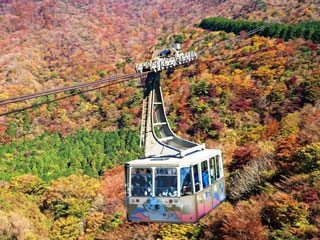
[70,95,80,104]
[124,64,135,74]
[276,135,299,171]
[197,62,208,72]
[0,125,7,136]
[101,169,124,201]
[221,199,268,240]
[100,167,125,214]
[262,119,279,140]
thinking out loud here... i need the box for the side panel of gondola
[194,178,226,221]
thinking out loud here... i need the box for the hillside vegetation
[0,0,228,144]
[200,17,320,43]
[1,0,320,144]
[0,129,141,181]
[158,24,320,240]
[0,0,320,239]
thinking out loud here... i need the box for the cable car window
[180,167,192,196]
[201,160,210,188]
[209,157,216,183]
[216,155,221,179]
[193,165,200,192]
[155,168,177,197]
[131,168,152,197]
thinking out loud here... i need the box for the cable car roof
[127,148,221,167]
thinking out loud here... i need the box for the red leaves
[0,125,8,135]
[229,144,260,172]
[229,98,250,111]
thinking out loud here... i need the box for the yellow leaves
[4,153,14,160]
[234,69,242,75]
[42,174,100,207]
[253,65,277,83]
[268,82,287,102]
[231,74,243,86]
[87,74,99,82]
[191,32,199,39]
[277,43,285,52]
[34,104,50,118]
[251,35,275,49]
[57,108,67,119]
[0,188,50,239]
[51,216,80,240]
[216,86,223,95]
[10,174,46,196]
[241,125,266,143]
[158,224,202,240]
[241,45,255,53]
[257,140,276,156]
[251,35,262,44]
[203,50,211,58]
[212,74,229,86]
[280,112,300,137]
[85,212,104,235]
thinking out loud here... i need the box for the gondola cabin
[125,149,225,223]
[130,56,225,223]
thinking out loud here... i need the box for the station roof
[127,148,222,167]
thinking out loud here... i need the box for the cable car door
[193,164,205,218]
[201,159,213,214]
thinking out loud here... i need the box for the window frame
[209,156,216,184]
[154,167,178,198]
[200,159,210,188]
[130,167,153,197]
[179,166,193,197]
[192,163,202,193]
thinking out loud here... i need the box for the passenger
[131,169,147,196]
[168,186,177,197]
[202,169,209,188]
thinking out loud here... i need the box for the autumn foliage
[1,0,320,239]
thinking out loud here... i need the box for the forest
[0,0,320,239]
[200,17,320,43]
[0,129,141,181]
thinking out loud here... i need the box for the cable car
[125,150,225,223]
[127,51,225,223]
